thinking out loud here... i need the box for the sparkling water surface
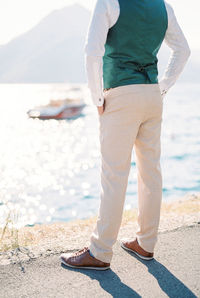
[0,83,199,227]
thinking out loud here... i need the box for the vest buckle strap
[116,61,157,83]
[137,66,144,72]
[141,69,151,82]
[136,64,149,81]
[117,61,157,71]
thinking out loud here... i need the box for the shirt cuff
[159,79,169,96]
[90,90,105,106]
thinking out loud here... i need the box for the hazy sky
[0,0,199,49]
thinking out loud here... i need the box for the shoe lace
[73,246,88,257]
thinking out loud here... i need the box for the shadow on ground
[61,254,196,298]
[61,263,140,297]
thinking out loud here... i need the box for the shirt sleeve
[159,1,191,98]
[84,0,119,106]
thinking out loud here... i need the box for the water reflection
[0,83,199,228]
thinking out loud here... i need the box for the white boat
[27,98,86,120]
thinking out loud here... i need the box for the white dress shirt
[84,0,191,106]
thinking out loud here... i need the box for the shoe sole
[120,242,154,261]
[60,257,110,270]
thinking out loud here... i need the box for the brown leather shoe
[120,238,154,260]
[60,247,110,270]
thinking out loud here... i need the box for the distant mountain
[0,4,90,83]
[0,4,198,84]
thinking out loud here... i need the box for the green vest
[103,0,168,89]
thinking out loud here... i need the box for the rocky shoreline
[0,193,199,266]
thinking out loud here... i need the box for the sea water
[0,83,199,227]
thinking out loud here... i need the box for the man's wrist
[159,79,169,96]
[90,90,104,106]
[96,103,104,107]
[94,97,104,106]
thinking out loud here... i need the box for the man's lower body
[61,83,163,269]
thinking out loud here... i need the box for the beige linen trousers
[89,83,163,263]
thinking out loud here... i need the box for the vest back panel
[103,0,168,89]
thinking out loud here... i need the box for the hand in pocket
[97,100,106,116]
